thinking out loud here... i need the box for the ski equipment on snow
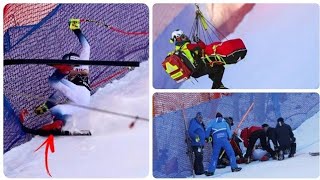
[309,152,320,156]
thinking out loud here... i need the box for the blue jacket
[206,117,232,141]
[188,118,206,146]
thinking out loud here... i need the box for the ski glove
[195,136,200,142]
[205,136,212,143]
[69,18,81,30]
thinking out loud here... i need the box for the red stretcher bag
[162,54,192,83]
[205,38,247,64]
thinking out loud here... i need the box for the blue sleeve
[73,29,90,61]
[188,119,197,139]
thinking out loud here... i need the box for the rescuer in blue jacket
[205,112,242,176]
[188,112,206,175]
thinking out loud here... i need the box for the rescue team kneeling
[188,112,296,176]
[162,29,247,89]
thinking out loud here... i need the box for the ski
[59,130,92,136]
[19,109,91,136]
[309,152,319,156]
[181,109,195,178]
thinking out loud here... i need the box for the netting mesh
[3,3,149,153]
[153,93,319,178]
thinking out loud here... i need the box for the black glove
[291,137,296,143]
[193,35,200,43]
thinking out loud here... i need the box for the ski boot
[35,103,49,115]
[40,120,64,131]
[288,142,296,158]
[219,84,228,89]
[205,171,214,176]
[231,167,242,172]
[288,153,294,158]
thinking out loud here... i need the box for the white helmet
[171,29,184,39]
[170,29,185,43]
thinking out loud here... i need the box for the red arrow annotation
[34,134,55,177]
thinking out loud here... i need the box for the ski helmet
[62,52,80,60]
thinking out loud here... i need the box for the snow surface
[194,111,320,178]
[180,4,319,89]
[4,61,149,178]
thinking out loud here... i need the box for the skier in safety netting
[19,19,92,136]
[162,4,247,89]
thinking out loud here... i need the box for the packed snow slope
[180,4,319,89]
[195,111,319,178]
[4,62,149,178]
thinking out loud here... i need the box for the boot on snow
[231,167,242,172]
[205,171,214,176]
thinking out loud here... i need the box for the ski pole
[80,19,149,36]
[218,102,255,159]
[181,105,195,178]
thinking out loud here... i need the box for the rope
[91,67,130,89]
[81,19,149,36]
[191,4,229,43]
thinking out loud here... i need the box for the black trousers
[245,131,275,158]
[191,146,204,175]
[208,65,225,89]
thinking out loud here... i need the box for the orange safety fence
[4,4,58,32]
[153,93,230,117]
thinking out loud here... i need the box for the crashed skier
[27,18,91,135]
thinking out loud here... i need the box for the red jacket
[240,126,263,148]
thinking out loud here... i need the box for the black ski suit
[275,122,295,151]
[265,127,278,148]
[244,129,276,158]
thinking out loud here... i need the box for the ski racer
[188,112,206,175]
[205,113,242,176]
[33,18,91,133]
[275,117,296,160]
[168,29,227,89]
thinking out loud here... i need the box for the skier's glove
[195,136,200,143]
[291,137,296,143]
[69,18,81,30]
[205,136,212,143]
